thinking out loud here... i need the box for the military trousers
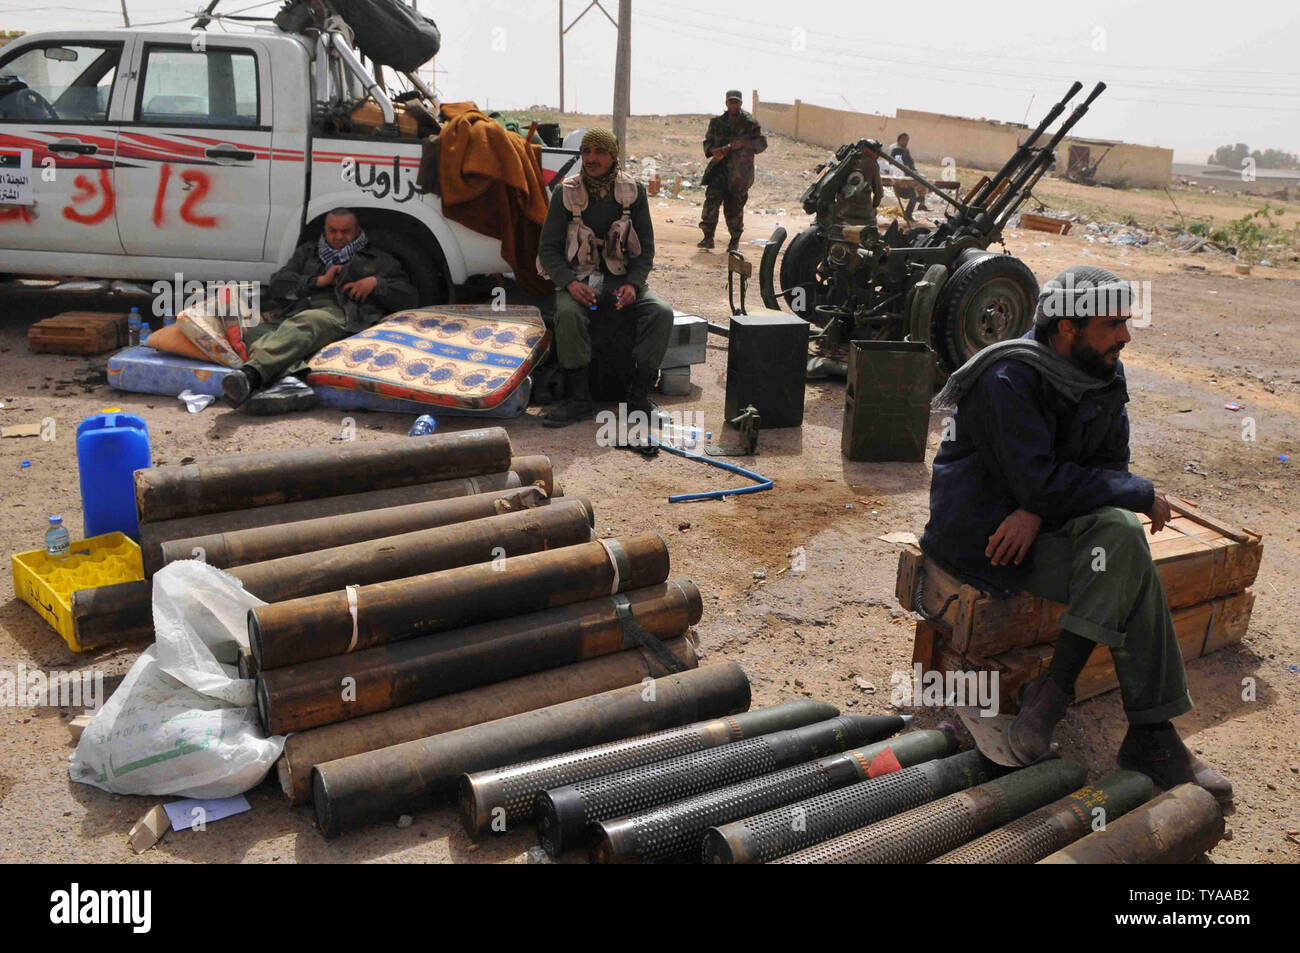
[551,285,673,375]
[700,182,748,239]
[242,303,349,383]
[1019,507,1193,724]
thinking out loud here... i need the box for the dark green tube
[932,770,1154,864]
[775,759,1088,864]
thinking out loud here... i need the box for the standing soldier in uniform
[699,90,768,252]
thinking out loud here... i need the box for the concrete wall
[754,93,1172,188]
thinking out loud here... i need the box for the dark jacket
[702,110,768,192]
[537,178,657,292]
[919,333,1155,594]
[268,241,418,331]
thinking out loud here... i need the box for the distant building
[754,93,1173,189]
[0,30,26,50]
[1170,162,1299,199]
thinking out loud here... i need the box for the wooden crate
[1020,212,1072,235]
[28,311,128,355]
[896,497,1262,658]
[926,589,1254,712]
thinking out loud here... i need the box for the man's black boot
[248,375,319,416]
[1006,674,1072,764]
[542,366,594,428]
[221,365,262,408]
[626,368,658,422]
[1117,722,1234,805]
[697,229,715,249]
[726,233,741,253]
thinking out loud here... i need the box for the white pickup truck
[0,25,578,302]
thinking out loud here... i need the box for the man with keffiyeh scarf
[920,264,1232,805]
[222,208,417,412]
[537,127,674,428]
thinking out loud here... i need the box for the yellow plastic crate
[11,532,144,652]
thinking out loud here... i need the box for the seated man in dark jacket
[536,127,673,428]
[920,264,1231,804]
[222,207,418,413]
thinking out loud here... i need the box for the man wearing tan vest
[537,127,674,428]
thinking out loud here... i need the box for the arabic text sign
[0,148,34,206]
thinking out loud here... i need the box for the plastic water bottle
[45,516,71,558]
[127,308,141,346]
[586,273,604,311]
[408,414,438,437]
[138,321,151,346]
[163,308,176,327]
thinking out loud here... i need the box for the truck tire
[365,225,450,307]
[933,253,1038,371]
[778,226,825,322]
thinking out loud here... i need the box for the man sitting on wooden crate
[920,264,1232,805]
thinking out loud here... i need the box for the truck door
[0,38,125,254]
[113,39,271,262]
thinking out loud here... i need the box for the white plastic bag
[69,561,285,798]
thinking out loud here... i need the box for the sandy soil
[0,116,1296,864]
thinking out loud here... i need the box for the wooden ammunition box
[898,497,1262,711]
[28,311,129,355]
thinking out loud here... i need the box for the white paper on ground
[164,794,251,831]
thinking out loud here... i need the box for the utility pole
[558,0,618,115]
[612,0,630,148]
[119,0,131,27]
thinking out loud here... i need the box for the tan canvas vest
[537,171,642,281]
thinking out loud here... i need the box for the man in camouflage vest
[699,90,768,252]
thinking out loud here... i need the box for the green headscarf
[580,127,620,199]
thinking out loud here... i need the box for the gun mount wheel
[778,227,830,323]
[934,254,1038,370]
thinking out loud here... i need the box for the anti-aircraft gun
[755,82,1106,373]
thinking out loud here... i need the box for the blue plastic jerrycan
[76,410,152,541]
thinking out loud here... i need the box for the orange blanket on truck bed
[438,102,553,296]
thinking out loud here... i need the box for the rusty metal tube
[135,428,512,524]
[139,456,556,576]
[255,578,702,734]
[775,759,1088,864]
[250,533,671,670]
[69,581,153,649]
[1038,783,1224,864]
[230,498,594,605]
[311,661,751,838]
[159,485,552,570]
[591,725,956,864]
[932,770,1154,864]
[278,639,701,805]
[459,699,841,837]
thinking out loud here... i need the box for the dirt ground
[0,115,1296,864]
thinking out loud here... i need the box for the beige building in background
[754,93,1172,189]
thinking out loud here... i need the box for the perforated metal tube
[931,770,1154,864]
[774,759,1087,864]
[592,727,957,863]
[458,699,838,835]
[702,746,996,864]
[534,714,907,856]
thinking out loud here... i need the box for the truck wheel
[778,226,826,322]
[365,226,449,306]
[934,254,1038,370]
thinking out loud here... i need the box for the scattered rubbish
[1224,402,1243,411]
[877,531,920,546]
[1178,407,1193,413]
[1020,212,1071,235]
[853,677,876,694]
[163,794,251,831]
[177,389,215,413]
[1280,455,1290,464]
[753,570,766,580]
[20,460,31,468]
[524,846,553,864]
[127,805,172,854]
[1,422,41,438]
[1183,461,1207,475]
[1036,242,1051,247]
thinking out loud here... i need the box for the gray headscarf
[932,265,1131,410]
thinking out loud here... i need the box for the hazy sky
[3,0,1297,162]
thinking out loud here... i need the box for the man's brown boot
[1006,674,1072,764]
[697,232,715,249]
[1117,722,1233,805]
[542,366,594,428]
